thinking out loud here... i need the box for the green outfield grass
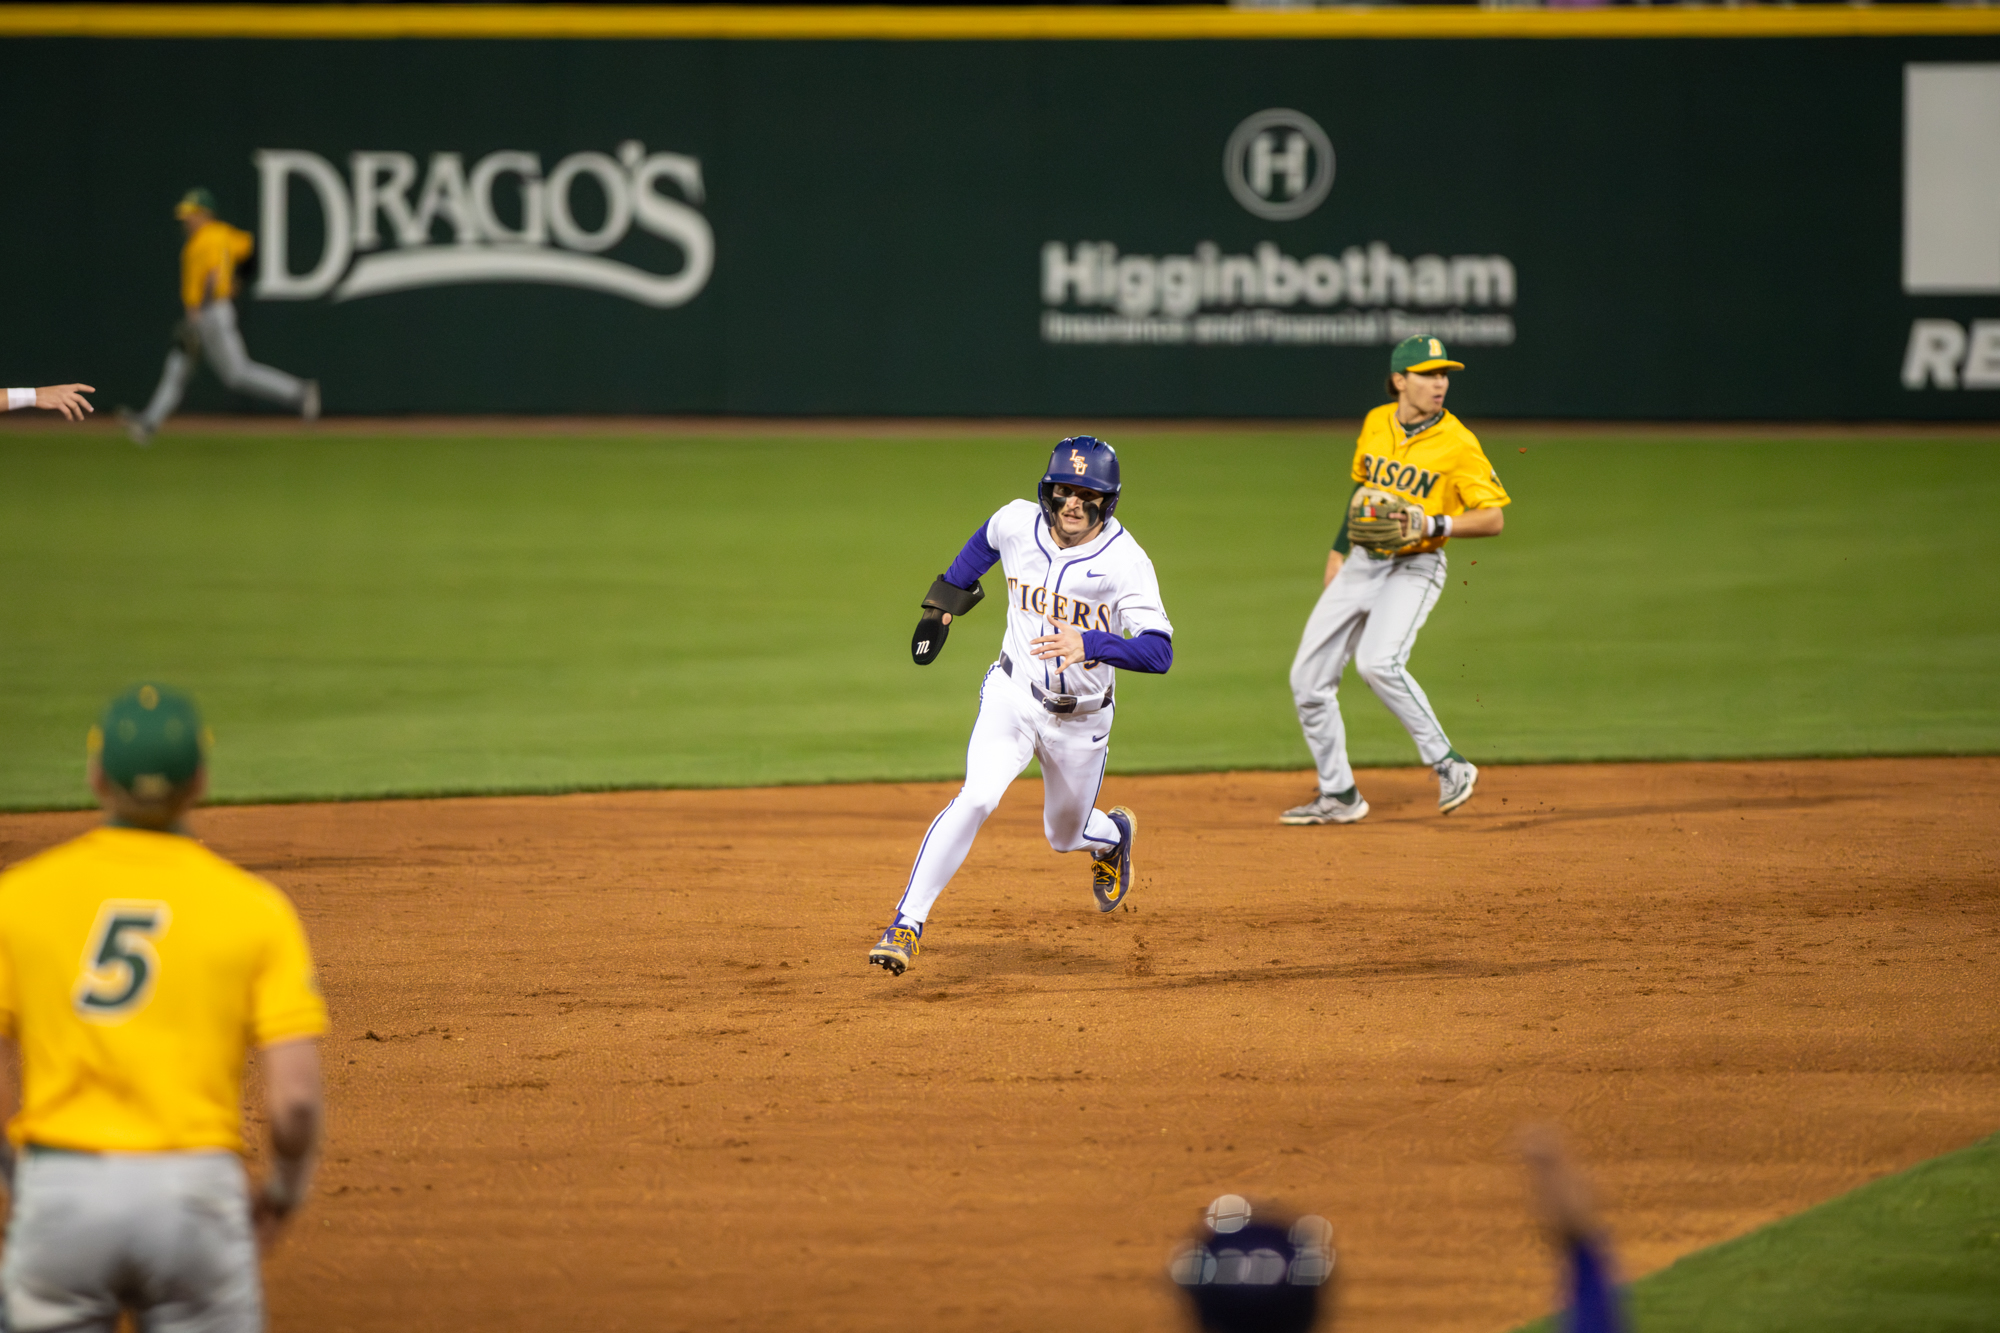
[1513,1131,2000,1332]
[0,428,1996,808]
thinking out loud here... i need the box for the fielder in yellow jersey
[123,188,320,448]
[1281,335,1511,825]
[178,215,254,312]
[0,685,326,1333]
[1348,399,1510,556]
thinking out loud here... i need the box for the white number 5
[73,901,171,1021]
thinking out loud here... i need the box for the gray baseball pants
[2,1149,262,1333]
[137,299,306,432]
[1290,546,1452,797]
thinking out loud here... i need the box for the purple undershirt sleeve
[942,520,1000,590]
[1080,629,1173,674]
[1565,1236,1623,1333]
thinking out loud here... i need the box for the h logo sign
[1250,132,1310,201]
[1225,110,1335,222]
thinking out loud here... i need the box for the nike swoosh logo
[1087,569,1104,577]
[1091,733,1107,742]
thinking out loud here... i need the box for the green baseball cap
[1389,334,1465,375]
[174,187,217,219]
[88,683,208,798]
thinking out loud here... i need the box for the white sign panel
[1904,64,2000,295]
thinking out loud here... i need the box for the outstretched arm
[1521,1125,1624,1333]
[4,385,95,419]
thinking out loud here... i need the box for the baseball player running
[869,437,1174,975]
[123,189,320,446]
[1282,335,1510,825]
[0,683,328,1332]
[2,384,95,419]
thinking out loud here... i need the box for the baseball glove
[1346,486,1432,558]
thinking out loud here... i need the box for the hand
[1323,550,1344,587]
[250,1177,299,1251]
[1029,623,1087,672]
[912,610,955,666]
[35,384,94,420]
[1519,1124,1600,1244]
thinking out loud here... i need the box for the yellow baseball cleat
[867,923,922,976]
[1090,806,1137,912]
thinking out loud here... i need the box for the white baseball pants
[138,299,307,432]
[1290,547,1452,797]
[895,666,1123,926]
[2,1149,263,1333]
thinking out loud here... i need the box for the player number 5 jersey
[0,827,329,1154]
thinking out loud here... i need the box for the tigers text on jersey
[179,221,254,310]
[984,499,1173,700]
[1351,405,1511,556]
[0,827,328,1154]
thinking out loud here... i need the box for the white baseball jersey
[982,499,1173,700]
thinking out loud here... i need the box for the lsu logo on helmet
[1038,436,1123,529]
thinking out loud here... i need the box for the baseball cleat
[117,409,154,448]
[1279,787,1369,825]
[1090,806,1137,912]
[867,922,922,976]
[1436,753,1478,814]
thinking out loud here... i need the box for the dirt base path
[2,758,1994,1333]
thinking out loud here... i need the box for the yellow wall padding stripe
[3,4,1999,41]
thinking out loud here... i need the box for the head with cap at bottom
[86,682,210,832]
[1168,1195,1336,1333]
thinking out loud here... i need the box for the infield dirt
[0,758,1993,1333]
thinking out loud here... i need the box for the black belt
[999,653,1113,716]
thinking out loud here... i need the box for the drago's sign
[254,142,714,308]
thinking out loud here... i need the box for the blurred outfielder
[124,189,319,446]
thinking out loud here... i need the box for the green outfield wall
[4,10,1999,418]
